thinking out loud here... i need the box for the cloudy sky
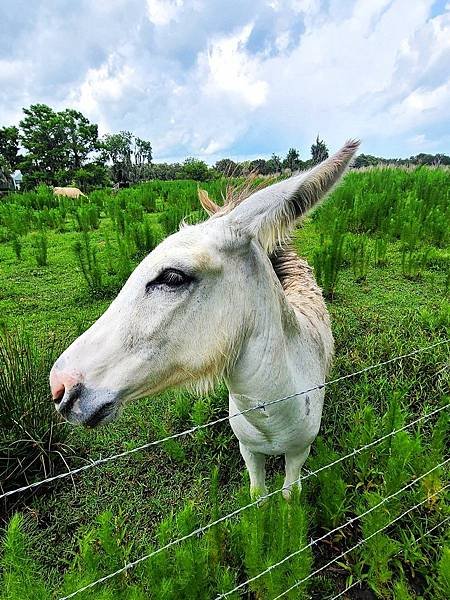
[0,0,449,162]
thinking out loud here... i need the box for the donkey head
[50,140,359,426]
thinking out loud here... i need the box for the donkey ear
[198,189,220,216]
[227,139,360,252]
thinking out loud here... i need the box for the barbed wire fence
[1,339,447,502]
[216,462,449,599]
[326,515,450,600]
[56,415,449,600]
[1,339,448,599]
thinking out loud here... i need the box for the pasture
[0,168,449,599]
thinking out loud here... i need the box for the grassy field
[0,170,449,599]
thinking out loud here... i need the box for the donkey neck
[225,272,300,411]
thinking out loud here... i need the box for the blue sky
[0,0,449,162]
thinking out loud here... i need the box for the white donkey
[50,140,359,499]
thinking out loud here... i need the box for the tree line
[0,103,449,191]
[0,104,154,190]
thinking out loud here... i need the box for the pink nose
[50,368,80,403]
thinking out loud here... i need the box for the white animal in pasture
[50,140,360,499]
[53,186,87,199]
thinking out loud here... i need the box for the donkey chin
[54,382,122,428]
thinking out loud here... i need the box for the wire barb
[1,338,448,501]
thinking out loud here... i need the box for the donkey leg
[283,446,311,501]
[239,442,267,498]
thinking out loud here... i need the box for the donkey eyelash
[146,268,194,292]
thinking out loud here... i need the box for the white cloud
[389,82,450,130]
[146,0,184,26]
[202,24,269,109]
[246,0,449,152]
[69,54,137,134]
[0,0,449,160]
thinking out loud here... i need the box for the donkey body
[50,140,359,498]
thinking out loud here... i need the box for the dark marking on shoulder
[305,395,310,415]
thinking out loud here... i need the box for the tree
[100,131,132,184]
[19,104,100,188]
[0,126,19,172]
[133,137,153,181]
[59,109,98,171]
[214,158,239,176]
[353,154,379,168]
[134,137,153,165]
[180,157,210,181]
[0,155,13,189]
[150,162,182,180]
[100,131,152,184]
[19,104,65,187]
[248,158,269,175]
[266,154,282,174]
[283,148,301,172]
[73,162,111,191]
[311,135,329,165]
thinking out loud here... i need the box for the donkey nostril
[52,384,65,404]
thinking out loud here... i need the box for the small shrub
[126,217,157,258]
[231,484,312,599]
[73,231,103,293]
[0,514,49,600]
[308,438,350,528]
[347,234,371,282]
[313,229,346,299]
[435,546,450,599]
[74,205,100,232]
[148,416,186,463]
[374,236,388,266]
[10,236,21,260]
[401,245,429,279]
[357,491,400,596]
[30,231,48,266]
[116,235,133,283]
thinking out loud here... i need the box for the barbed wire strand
[2,338,448,502]
[270,483,450,600]
[57,455,449,600]
[216,458,449,598]
[327,580,361,600]
[326,514,450,600]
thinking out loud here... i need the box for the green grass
[0,171,449,599]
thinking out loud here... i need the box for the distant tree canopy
[180,157,210,181]
[1,104,449,192]
[18,104,104,189]
[283,148,301,171]
[353,154,380,168]
[311,135,329,165]
[0,126,19,174]
[353,152,450,168]
[267,153,282,174]
[214,158,239,176]
[100,131,153,184]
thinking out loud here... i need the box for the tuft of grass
[30,231,48,267]
[0,327,71,510]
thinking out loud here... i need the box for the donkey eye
[146,268,193,292]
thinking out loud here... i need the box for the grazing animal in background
[50,140,360,499]
[53,186,87,199]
